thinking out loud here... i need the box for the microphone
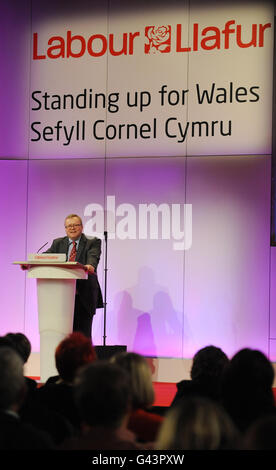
[37,242,48,253]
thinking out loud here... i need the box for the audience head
[0,336,15,349]
[0,346,26,411]
[111,351,154,410]
[243,415,276,450]
[221,348,275,431]
[223,348,274,388]
[5,332,31,364]
[55,332,97,384]
[156,396,238,450]
[191,345,229,383]
[74,361,131,429]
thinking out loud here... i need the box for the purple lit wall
[0,161,28,332]
[0,0,275,367]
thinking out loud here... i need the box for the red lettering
[236,24,257,48]
[32,20,272,61]
[109,32,128,56]
[33,33,46,60]
[87,34,107,57]
[201,26,220,50]
[48,36,65,59]
[67,30,86,58]
[193,23,198,51]
[176,24,191,52]
[129,32,140,55]
[222,20,236,49]
[258,22,271,47]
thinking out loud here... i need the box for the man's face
[65,216,83,241]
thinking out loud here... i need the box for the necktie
[69,241,77,261]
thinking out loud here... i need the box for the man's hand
[84,264,95,274]
[20,264,30,271]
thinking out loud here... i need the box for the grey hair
[0,347,25,410]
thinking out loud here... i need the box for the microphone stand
[103,231,108,346]
[97,230,126,359]
[37,242,48,253]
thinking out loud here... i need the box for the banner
[29,0,274,158]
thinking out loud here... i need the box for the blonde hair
[111,352,154,410]
[156,397,237,450]
[64,214,83,226]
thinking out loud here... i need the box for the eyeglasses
[65,224,82,229]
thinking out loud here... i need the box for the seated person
[60,361,144,450]
[171,345,229,407]
[155,396,239,450]
[111,351,164,443]
[35,332,97,430]
[5,332,37,394]
[0,346,53,450]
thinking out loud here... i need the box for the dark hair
[221,348,275,431]
[222,348,274,390]
[5,333,31,363]
[55,332,96,383]
[191,345,229,383]
[75,361,131,428]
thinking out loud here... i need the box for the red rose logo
[145,25,171,54]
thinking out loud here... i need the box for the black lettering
[249,86,260,102]
[31,91,42,110]
[30,122,41,141]
[196,83,216,104]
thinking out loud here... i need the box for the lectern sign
[27,253,66,262]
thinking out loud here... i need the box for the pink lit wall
[0,161,28,333]
[0,0,275,363]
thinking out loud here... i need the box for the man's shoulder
[47,236,68,250]
[81,234,101,244]
[52,236,68,244]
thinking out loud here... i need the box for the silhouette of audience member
[221,348,276,433]
[4,332,31,363]
[0,346,53,450]
[60,361,143,450]
[111,351,164,443]
[36,332,97,430]
[156,396,239,450]
[5,332,37,394]
[171,345,229,407]
[0,333,75,446]
[243,415,276,450]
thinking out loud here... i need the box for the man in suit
[46,214,103,339]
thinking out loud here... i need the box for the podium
[14,256,88,382]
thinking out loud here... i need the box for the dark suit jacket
[45,234,103,315]
[0,411,54,450]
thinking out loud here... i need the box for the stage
[26,351,276,407]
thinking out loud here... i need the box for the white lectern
[14,255,88,382]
